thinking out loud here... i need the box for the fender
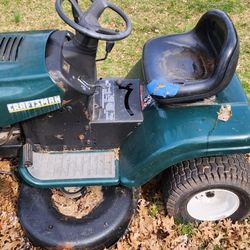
[120,75,250,187]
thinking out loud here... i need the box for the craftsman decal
[7,96,61,113]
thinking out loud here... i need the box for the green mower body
[0,1,249,248]
[0,29,249,187]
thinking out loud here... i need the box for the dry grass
[0,161,250,249]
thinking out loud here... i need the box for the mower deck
[18,183,136,250]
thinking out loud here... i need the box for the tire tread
[162,154,250,218]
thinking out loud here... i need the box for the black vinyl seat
[143,9,239,104]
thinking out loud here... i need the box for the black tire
[162,154,250,222]
[18,183,137,250]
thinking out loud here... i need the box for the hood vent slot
[0,36,23,62]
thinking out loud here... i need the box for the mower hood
[0,30,63,127]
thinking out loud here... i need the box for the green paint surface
[0,30,64,127]
[120,75,250,186]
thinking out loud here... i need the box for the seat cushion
[143,9,239,104]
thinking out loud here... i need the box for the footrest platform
[19,150,119,188]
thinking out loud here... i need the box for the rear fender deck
[119,75,250,187]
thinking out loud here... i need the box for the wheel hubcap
[187,189,240,221]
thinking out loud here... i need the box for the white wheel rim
[187,189,240,221]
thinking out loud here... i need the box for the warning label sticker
[7,96,61,113]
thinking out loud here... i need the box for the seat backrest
[194,9,239,80]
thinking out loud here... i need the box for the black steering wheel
[55,0,132,41]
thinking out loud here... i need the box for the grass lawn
[0,0,249,98]
[0,1,249,249]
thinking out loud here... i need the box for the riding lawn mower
[0,0,249,249]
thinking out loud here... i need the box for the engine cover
[0,30,63,127]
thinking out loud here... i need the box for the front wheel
[162,154,250,222]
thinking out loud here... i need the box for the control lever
[96,41,115,62]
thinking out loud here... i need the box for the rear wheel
[162,154,250,222]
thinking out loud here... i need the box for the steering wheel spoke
[69,0,83,17]
[96,26,119,35]
[85,0,108,20]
